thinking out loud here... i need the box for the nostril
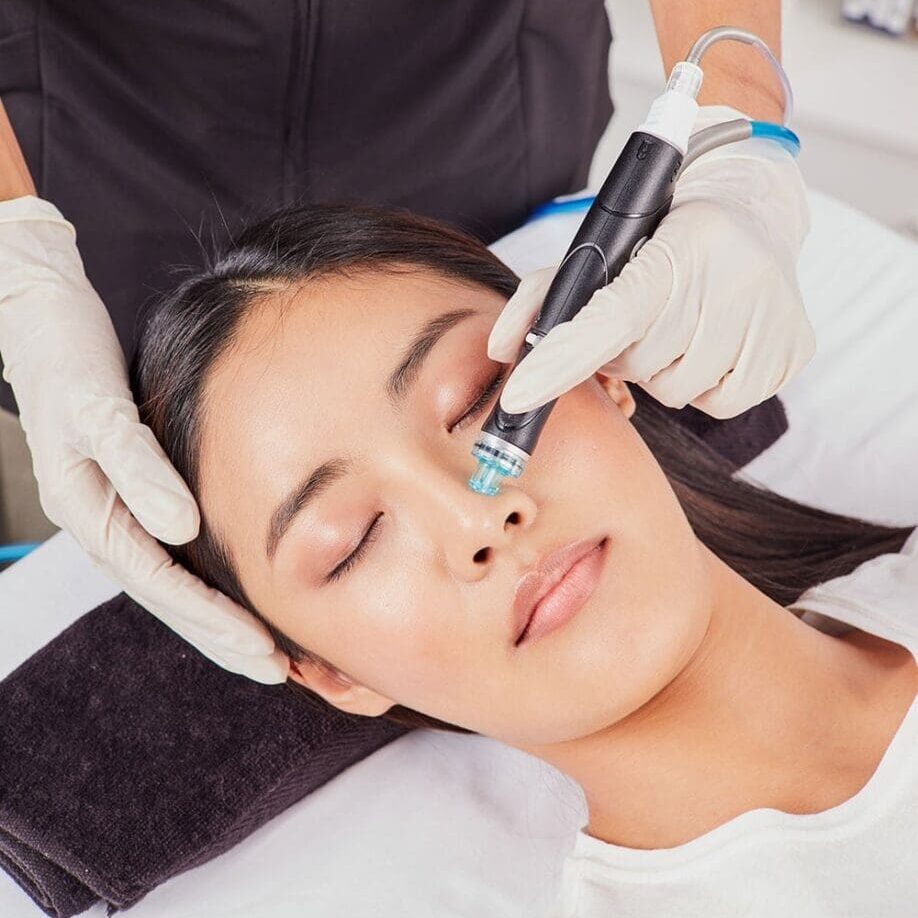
[473,546,490,563]
[506,511,521,525]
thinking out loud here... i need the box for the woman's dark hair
[131,203,914,737]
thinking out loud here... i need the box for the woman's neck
[520,544,915,850]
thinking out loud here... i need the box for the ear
[594,374,636,419]
[288,657,395,717]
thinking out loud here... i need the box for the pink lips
[512,536,609,647]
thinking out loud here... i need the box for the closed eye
[326,511,383,583]
[449,367,509,433]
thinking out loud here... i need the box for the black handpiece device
[468,131,684,495]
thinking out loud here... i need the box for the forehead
[202,267,500,444]
[197,267,503,545]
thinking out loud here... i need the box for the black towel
[0,594,408,917]
[653,393,788,471]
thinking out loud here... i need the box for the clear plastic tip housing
[468,440,526,496]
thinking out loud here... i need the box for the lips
[511,535,607,646]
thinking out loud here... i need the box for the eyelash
[325,368,508,583]
[450,367,509,432]
[327,511,384,583]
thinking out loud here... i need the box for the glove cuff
[0,194,75,235]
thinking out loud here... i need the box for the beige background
[0,408,56,544]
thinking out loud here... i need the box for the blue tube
[749,121,801,156]
[0,542,41,563]
[527,194,595,223]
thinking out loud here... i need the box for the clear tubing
[684,26,794,125]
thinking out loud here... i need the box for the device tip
[469,438,526,495]
[468,457,506,496]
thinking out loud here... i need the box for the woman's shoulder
[792,527,918,650]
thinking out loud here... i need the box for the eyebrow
[265,308,479,561]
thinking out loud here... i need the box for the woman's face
[199,267,712,746]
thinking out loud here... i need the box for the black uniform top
[0,0,787,465]
[0,0,613,413]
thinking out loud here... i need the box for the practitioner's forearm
[648,0,785,122]
[0,98,36,201]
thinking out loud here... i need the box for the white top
[550,527,918,918]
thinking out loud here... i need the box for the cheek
[489,381,712,744]
[264,551,469,709]
[533,380,662,519]
[591,532,711,717]
[539,378,631,451]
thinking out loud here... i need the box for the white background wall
[591,0,918,238]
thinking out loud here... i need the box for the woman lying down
[131,204,918,917]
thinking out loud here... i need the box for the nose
[397,451,538,580]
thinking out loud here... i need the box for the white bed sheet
[1,188,916,917]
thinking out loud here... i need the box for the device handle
[486,132,682,452]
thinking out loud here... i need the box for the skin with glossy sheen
[199,267,918,851]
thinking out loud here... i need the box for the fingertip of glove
[236,648,291,685]
[499,379,537,415]
[487,313,531,362]
[202,645,290,684]
[207,615,278,654]
[690,390,741,420]
[142,494,201,545]
[486,335,515,363]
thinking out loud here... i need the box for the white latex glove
[488,105,816,419]
[0,195,288,683]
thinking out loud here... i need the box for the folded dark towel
[0,594,408,917]
[652,393,788,471]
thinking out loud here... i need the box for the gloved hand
[0,195,288,683]
[488,105,816,419]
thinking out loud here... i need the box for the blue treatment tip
[468,440,526,496]
[468,457,509,496]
